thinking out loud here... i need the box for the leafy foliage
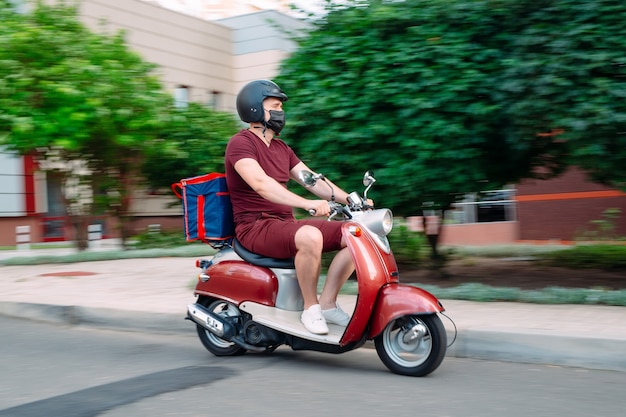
[143,103,240,189]
[388,222,426,267]
[575,208,623,241]
[0,0,170,247]
[0,1,168,152]
[131,229,195,249]
[538,244,626,271]
[276,0,626,219]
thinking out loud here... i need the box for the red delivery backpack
[171,173,234,245]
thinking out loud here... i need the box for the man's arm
[234,158,332,216]
[290,161,350,205]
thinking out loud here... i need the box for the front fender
[369,284,445,339]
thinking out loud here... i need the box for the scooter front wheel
[196,298,247,356]
[374,314,446,377]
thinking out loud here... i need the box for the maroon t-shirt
[225,129,301,225]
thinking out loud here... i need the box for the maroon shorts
[235,215,343,259]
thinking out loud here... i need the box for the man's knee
[295,225,323,253]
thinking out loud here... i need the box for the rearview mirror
[363,170,376,187]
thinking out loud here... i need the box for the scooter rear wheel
[374,314,446,377]
[196,298,247,356]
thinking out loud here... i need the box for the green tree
[277,0,626,257]
[0,0,170,248]
[143,102,240,191]
[495,0,626,190]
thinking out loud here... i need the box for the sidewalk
[1,249,624,372]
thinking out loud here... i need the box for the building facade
[427,168,626,246]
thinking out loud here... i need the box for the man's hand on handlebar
[307,200,332,216]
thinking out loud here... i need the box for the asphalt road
[1,316,624,417]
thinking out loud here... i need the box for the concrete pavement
[1,247,624,372]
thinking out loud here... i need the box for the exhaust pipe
[186,303,267,352]
[186,303,235,340]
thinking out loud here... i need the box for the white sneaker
[300,304,329,334]
[322,303,350,326]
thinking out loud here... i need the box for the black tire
[374,314,446,377]
[196,299,247,357]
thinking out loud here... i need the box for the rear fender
[195,261,278,307]
[369,284,445,338]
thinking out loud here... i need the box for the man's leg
[294,225,329,334]
[294,225,324,309]
[318,245,354,310]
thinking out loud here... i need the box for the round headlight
[382,210,393,235]
[361,209,393,236]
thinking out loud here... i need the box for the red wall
[516,168,626,241]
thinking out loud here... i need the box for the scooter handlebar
[309,202,354,220]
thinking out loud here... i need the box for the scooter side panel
[341,223,398,344]
[195,261,278,307]
[368,284,445,338]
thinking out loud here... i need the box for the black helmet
[236,80,288,123]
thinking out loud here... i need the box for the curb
[0,302,189,334]
[447,329,626,372]
[2,301,625,373]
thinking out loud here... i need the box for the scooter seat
[233,239,295,269]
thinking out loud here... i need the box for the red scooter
[186,170,448,376]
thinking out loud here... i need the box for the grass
[414,284,626,306]
[0,245,215,266]
[0,243,74,251]
[447,243,570,258]
[330,279,626,307]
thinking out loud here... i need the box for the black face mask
[265,110,285,134]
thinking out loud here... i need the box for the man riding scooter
[224,79,358,335]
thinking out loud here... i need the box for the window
[42,217,66,240]
[446,188,516,224]
[46,173,65,216]
[174,85,190,108]
[208,90,221,109]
